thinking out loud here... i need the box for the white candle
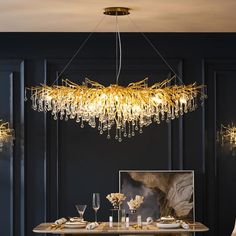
[125,214,129,228]
[137,215,142,227]
[109,216,113,227]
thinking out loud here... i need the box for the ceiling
[0,0,236,32]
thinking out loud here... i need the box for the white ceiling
[0,0,236,32]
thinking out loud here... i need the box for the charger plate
[64,221,87,228]
[156,222,180,229]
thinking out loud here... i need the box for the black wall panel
[0,60,25,236]
[204,60,236,236]
[0,33,236,236]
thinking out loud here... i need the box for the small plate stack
[64,218,88,228]
[156,216,180,229]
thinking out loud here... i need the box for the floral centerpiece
[127,195,144,213]
[106,193,126,209]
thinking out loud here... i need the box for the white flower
[127,195,144,210]
[106,193,126,207]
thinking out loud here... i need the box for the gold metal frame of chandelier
[26,76,206,141]
[103,7,130,16]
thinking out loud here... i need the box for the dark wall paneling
[170,59,184,170]
[205,60,236,236]
[0,60,25,236]
[1,33,236,236]
[25,58,48,236]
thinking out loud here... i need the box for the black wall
[0,33,236,236]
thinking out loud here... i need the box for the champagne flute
[75,204,87,221]
[92,193,100,223]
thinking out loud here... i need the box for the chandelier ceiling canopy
[26,7,207,142]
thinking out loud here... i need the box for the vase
[110,209,126,225]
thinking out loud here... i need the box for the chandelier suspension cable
[115,14,118,83]
[115,13,122,85]
[127,15,184,85]
[51,15,106,85]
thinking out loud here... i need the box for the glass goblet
[75,204,87,221]
[92,193,100,223]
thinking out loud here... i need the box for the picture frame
[119,170,195,222]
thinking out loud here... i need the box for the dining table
[33,221,209,236]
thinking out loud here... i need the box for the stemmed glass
[92,193,100,223]
[75,204,87,221]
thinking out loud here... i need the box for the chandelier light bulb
[179,95,188,105]
[152,94,163,104]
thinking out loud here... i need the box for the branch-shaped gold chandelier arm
[26,75,206,141]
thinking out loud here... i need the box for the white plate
[156,222,180,229]
[64,222,87,228]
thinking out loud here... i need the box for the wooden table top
[33,222,209,234]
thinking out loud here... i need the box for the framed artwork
[119,170,195,221]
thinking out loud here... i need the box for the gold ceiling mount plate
[104,7,130,16]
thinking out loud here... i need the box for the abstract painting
[119,170,194,221]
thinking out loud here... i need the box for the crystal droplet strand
[26,77,206,141]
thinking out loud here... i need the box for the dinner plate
[69,217,88,223]
[64,222,87,228]
[156,222,180,229]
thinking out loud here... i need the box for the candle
[137,215,142,227]
[125,214,129,228]
[109,216,113,227]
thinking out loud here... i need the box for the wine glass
[92,193,100,223]
[75,204,87,221]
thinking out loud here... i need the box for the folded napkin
[55,218,67,225]
[86,222,99,230]
[181,221,189,229]
[146,217,153,224]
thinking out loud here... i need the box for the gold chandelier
[26,7,206,142]
[219,123,236,146]
[0,120,14,151]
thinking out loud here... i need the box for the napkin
[86,222,99,230]
[146,217,153,224]
[55,218,67,225]
[181,221,189,229]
